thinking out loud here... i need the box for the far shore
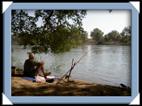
[85,41,130,46]
[12,76,131,96]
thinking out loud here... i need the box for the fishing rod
[56,52,87,84]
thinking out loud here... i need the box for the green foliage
[120,26,131,44]
[12,10,87,53]
[34,10,86,32]
[104,30,120,42]
[90,28,104,44]
[47,25,87,53]
[12,10,37,35]
[90,27,131,45]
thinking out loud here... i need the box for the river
[12,44,131,87]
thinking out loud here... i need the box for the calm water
[12,45,131,87]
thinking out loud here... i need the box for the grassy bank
[12,77,131,96]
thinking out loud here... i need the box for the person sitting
[23,52,53,82]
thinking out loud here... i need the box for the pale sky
[82,10,131,38]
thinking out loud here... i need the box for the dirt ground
[12,77,131,96]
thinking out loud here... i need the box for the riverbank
[12,77,131,96]
[85,41,130,45]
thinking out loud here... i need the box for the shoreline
[84,43,130,46]
[12,76,131,96]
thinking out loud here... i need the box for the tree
[12,10,87,53]
[121,26,131,36]
[120,26,131,44]
[90,28,104,44]
[12,10,38,47]
[34,10,86,32]
[104,30,120,42]
[12,10,37,35]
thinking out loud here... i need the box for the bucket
[12,66,16,76]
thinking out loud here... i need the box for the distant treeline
[90,27,131,45]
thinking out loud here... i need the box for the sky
[82,10,131,38]
[28,10,131,38]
